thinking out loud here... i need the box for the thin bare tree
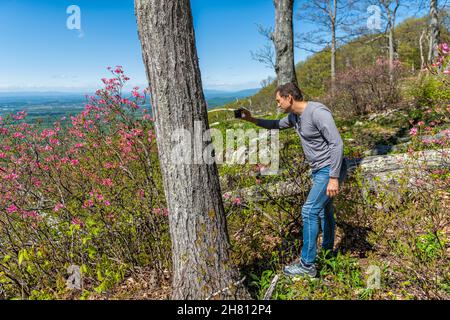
[371,0,401,87]
[295,0,358,94]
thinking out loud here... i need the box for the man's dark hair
[275,82,303,101]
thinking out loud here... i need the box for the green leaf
[18,250,26,266]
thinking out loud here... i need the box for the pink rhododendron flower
[409,127,418,136]
[41,129,57,138]
[6,204,18,213]
[53,203,65,212]
[26,211,40,219]
[82,199,94,208]
[13,132,25,139]
[414,179,426,187]
[4,173,18,180]
[12,111,27,120]
[71,218,84,227]
[101,178,113,187]
[439,43,449,54]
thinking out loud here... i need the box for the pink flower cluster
[433,43,450,74]
[409,127,418,136]
[54,203,65,212]
[0,66,159,241]
[152,207,169,217]
[438,43,449,55]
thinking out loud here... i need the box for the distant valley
[0,88,259,125]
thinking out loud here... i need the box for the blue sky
[0,0,424,93]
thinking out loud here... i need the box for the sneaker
[283,259,317,278]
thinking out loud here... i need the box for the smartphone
[234,108,243,119]
[234,107,248,119]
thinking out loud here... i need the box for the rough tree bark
[135,0,250,300]
[429,0,441,62]
[274,0,298,86]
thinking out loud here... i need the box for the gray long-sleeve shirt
[256,101,344,178]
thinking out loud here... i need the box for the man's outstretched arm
[241,109,293,130]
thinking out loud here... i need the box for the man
[240,82,347,278]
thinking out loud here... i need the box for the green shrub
[408,74,450,107]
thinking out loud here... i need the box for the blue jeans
[301,160,347,266]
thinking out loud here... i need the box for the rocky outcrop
[348,148,449,192]
[363,129,450,156]
[223,148,450,203]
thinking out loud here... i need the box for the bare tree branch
[251,43,276,70]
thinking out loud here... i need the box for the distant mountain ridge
[0,88,260,113]
[203,88,259,98]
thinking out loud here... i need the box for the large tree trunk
[429,0,440,62]
[274,0,298,86]
[135,0,249,300]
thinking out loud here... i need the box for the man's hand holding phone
[234,108,256,124]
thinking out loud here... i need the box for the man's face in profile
[276,92,293,113]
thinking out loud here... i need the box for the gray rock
[224,149,450,203]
